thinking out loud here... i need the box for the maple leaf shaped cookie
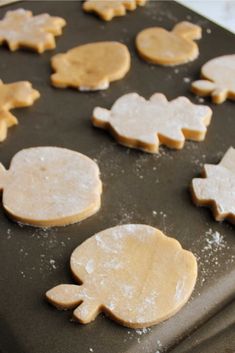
[0,9,66,53]
[92,93,212,153]
[191,54,235,104]
[83,0,147,21]
[0,80,40,142]
[191,147,235,223]
[46,224,197,328]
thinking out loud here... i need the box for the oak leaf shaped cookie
[191,147,235,223]
[0,80,40,142]
[92,92,212,153]
[0,9,66,53]
[51,42,131,91]
[0,147,102,227]
[83,0,147,21]
[136,21,202,66]
[46,224,197,328]
[191,54,235,104]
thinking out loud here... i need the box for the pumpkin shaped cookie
[46,224,197,328]
[136,21,201,66]
[0,147,102,227]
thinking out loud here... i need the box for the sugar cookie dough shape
[46,224,197,328]
[136,21,201,66]
[191,147,235,223]
[191,54,235,104]
[83,0,147,21]
[0,80,40,142]
[92,92,212,153]
[0,147,102,227]
[0,8,66,53]
[51,42,131,91]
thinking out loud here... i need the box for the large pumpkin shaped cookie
[0,147,102,227]
[46,224,197,328]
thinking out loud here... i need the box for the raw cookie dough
[0,8,66,53]
[0,80,40,142]
[0,147,102,227]
[191,54,235,104]
[191,147,235,223]
[46,224,197,328]
[136,21,201,66]
[83,0,147,21]
[92,92,212,153]
[51,41,131,91]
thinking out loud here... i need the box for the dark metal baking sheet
[0,1,234,353]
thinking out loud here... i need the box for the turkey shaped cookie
[92,92,212,153]
[136,21,201,66]
[191,147,235,223]
[51,42,131,91]
[192,54,235,104]
[46,225,197,328]
[0,147,102,227]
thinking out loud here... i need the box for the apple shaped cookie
[0,147,102,227]
[191,54,235,104]
[0,9,66,53]
[191,147,235,223]
[92,92,212,153]
[83,0,147,21]
[136,21,201,66]
[51,42,131,91]
[0,80,40,142]
[46,224,197,328]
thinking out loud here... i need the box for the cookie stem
[73,298,100,324]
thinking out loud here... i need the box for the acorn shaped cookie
[46,225,197,328]
[0,147,102,227]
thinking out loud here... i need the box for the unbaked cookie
[136,21,201,66]
[92,92,212,153]
[46,224,197,328]
[191,54,235,104]
[191,147,235,223]
[83,0,147,21]
[0,147,102,227]
[51,42,131,91]
[0,9,66,53]
[0,80,40,142]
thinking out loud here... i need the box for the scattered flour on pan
[193,228,235,286]
[124,327,164,351]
